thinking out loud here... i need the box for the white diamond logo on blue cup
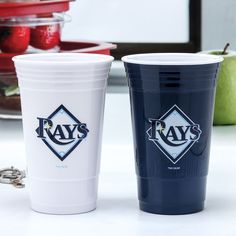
[36,104,89,161]
[146,105,202,164]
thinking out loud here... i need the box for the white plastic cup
[13,53,114,214]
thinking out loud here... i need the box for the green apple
[201,49,236,125]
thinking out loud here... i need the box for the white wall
[63,0,189,43]
[202,0,236,51]
[63,0,236,51]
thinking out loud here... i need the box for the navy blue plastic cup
[122,53,223,215]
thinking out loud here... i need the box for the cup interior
[122,53,223,65]
[13,53,114,65]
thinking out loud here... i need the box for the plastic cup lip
[0,14,67,27]
[13,53,114,66]
[122,53,223,65]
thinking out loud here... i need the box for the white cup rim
[122,53,223,65]
[13,53,114,65]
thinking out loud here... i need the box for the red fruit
[30,24,60,50]
[0,26,30,53]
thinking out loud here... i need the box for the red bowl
[0,40,117,71]
[0,0,70,17]
[60,40,116,55]
[0,52,19,71]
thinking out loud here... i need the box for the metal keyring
[0,167,26,188]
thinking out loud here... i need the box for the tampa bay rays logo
[36,105,89,161]
[146,105,202,164]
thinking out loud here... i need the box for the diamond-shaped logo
[36,105,89,161]
[146,105,202,164]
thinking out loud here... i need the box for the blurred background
[61,0,236,89]
[1,0,236,114]
[1,0,236,122]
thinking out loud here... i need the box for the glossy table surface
[0,93,235,236]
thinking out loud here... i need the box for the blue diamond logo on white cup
[146,105,202,164]
[36,105,89,161]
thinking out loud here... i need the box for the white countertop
[0,93,236,236]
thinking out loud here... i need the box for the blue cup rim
[122,53,223,66]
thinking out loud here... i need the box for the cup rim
[121,53,223,65]
[13,53,114,65]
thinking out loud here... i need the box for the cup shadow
[204,195,236,214]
